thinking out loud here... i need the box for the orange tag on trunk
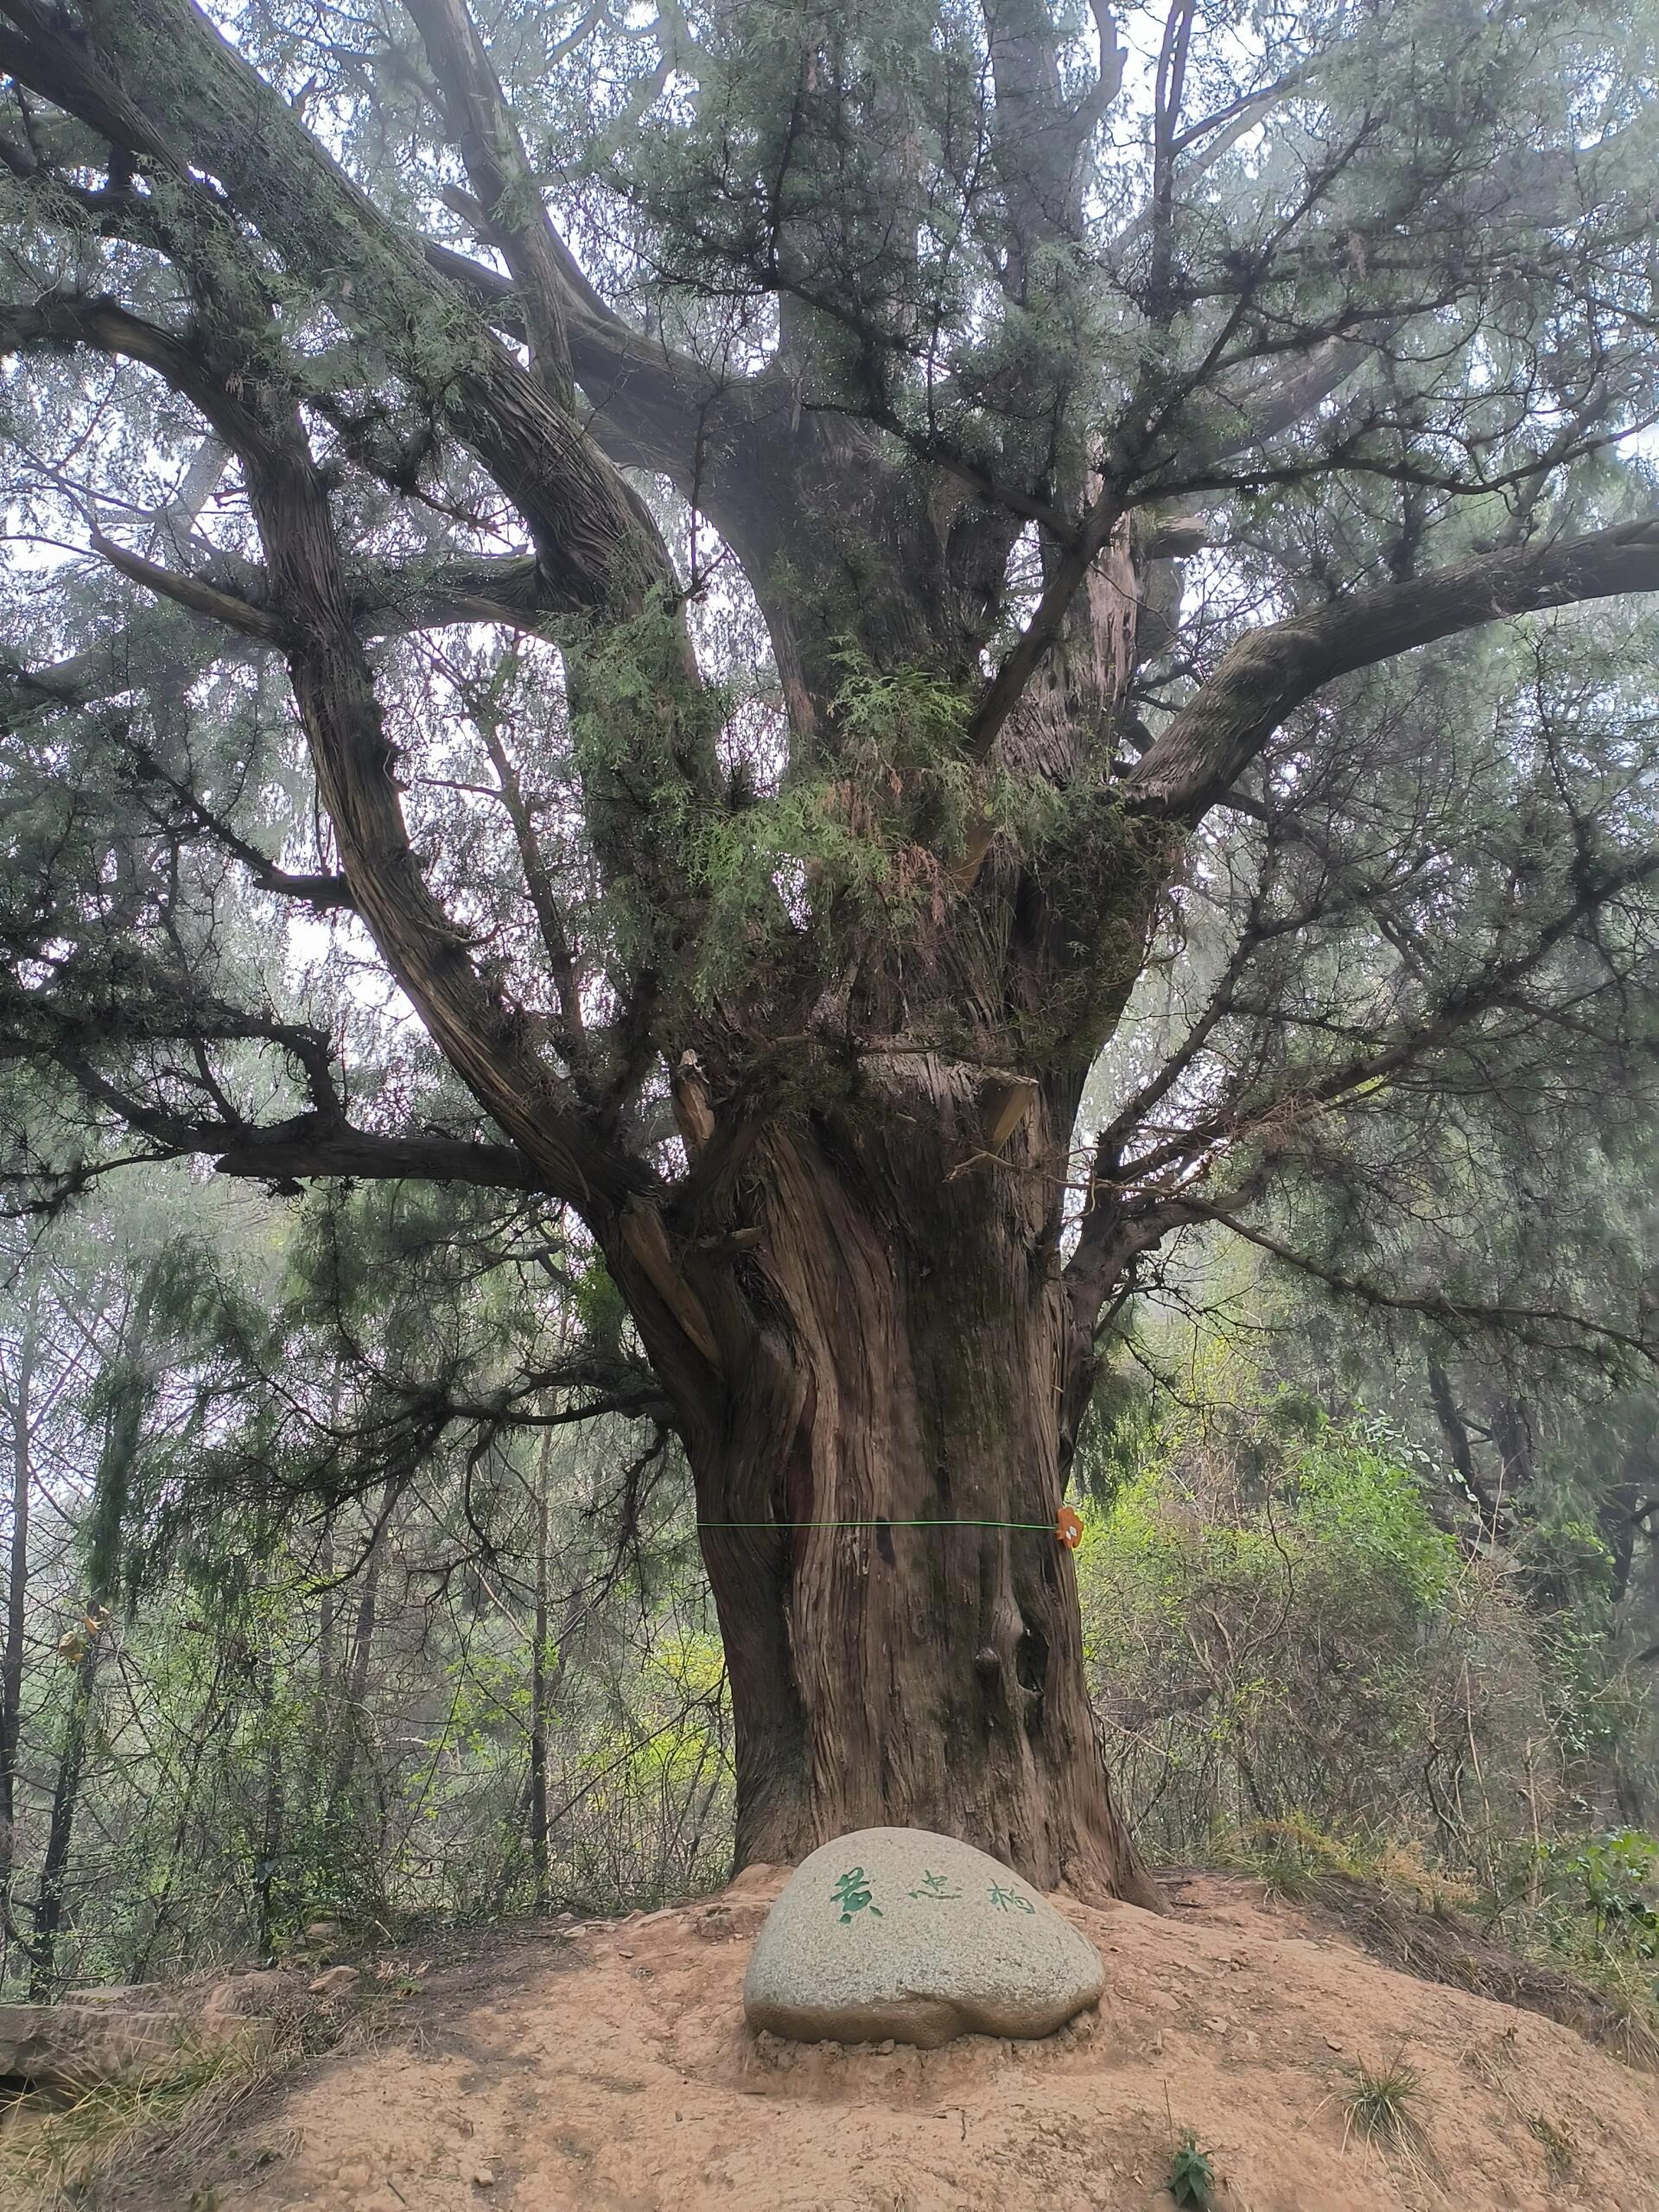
[1055,1507,1084,1549]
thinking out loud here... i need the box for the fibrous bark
[688,1068,1154,1902]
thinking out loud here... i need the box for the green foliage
[1079,1358,1580,1884]
[1084,1405,1457,1668]
[1545,1830,1659,1955]
[685,645,980,994]
[574,1255,627,1349]
[1291,1419,1458,1611]
[0,1188,728,1997]
[1166,2132,1217,2209]
[829,652,970,766]
[1074,1316,1659,2039]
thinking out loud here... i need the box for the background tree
[0,1219,113,1973]
[0,1168,730,1993]
[3,0,1659,1897]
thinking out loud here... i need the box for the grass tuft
[1344,2055,1422,2142]
[0,1979,351,2208]
[0,2054,240,2206]
[1526,2110,1576,2177]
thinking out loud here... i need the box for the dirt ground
[118,1868,1659,2212]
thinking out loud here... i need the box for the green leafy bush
[1080,1395,1553,1878]
[1545,1830,1659,1955]
[1166,2133,1217,2209]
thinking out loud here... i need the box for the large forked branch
[0,300,567,647]
[0,294,643,1213]
[400,2,734,486]
[1128,518,1659,823]
[240,433,644,1209]
[74,1077,547,1195]
[0,543,561,741]
[420,238,731,490]
[403,0,577,404]
[86,529,287,645]
[983,0,1124,276]
[0,79,716,500]
[0,971,547,1197]
[89,534,572,654]
[35,0,733,999]
[402,0,796,599]
[16,0,669,620]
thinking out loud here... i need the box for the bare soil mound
[118,1870,1659,2212]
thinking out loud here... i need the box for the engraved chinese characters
[744,1827,1105,2047]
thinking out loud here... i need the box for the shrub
[1080,1402,1563,1880]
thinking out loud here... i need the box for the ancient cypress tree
[3,0,1659,1896]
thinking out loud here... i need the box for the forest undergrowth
[3,1264,1657,2205]
[3,1257,1653,2044]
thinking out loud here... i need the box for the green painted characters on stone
[831,1866,884,1923]
[907,1869,962,1900]
[987,1880,1036,1914]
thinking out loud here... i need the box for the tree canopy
[3,0,1659,1888]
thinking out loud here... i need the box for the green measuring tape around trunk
[697,1509,1085,1548]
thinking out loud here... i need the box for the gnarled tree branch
[1128,518,1659,823]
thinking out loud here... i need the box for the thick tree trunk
[682,1065,1156,1905]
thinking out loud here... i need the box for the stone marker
[742,1825,1105,2048]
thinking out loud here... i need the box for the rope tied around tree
[697,1509,1085,1548]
